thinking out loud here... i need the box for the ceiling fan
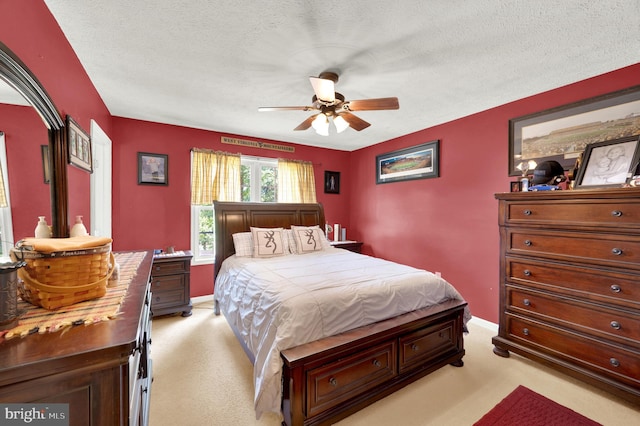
[258,72,399,136]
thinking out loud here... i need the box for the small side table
[151,250,193,317]
[329,241,363,253]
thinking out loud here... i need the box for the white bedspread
[214,247,471,419]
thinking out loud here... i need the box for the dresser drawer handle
[610,321,621,330]
[523,269,531,276]
[523,299,531,307]
[610,284,622,293]
[523,209,532,216]
[610,358,620,368]
[524,240,532,246]
[329,377,338,387]
[522,328,529,336]
[611,210,623,217]
[372,359,381,368]
[611,248,623,256]
[411,344,419,352]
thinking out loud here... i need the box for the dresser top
[495,187,640,201]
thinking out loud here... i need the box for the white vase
[35,216,52,238]
[70,215,88,237]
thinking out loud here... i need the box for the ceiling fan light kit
[259,71,399,136]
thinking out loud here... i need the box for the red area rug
[474,385,602,426]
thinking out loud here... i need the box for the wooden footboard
[280,299,467,426]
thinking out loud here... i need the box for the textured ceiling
[35,0,640,151]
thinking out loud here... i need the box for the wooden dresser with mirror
[494,188,640,404]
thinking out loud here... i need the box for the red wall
[0,104,51,240]
[110,117,351,296]
[350,64,640,322]
[0,0,111,235]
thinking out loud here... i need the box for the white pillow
[290,225,330,254]
[232,232,253,257]
[250,227,288,257]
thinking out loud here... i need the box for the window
[0,131,14,262]
[241,156,277,202]
[190,155,277,264]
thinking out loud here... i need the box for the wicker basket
[10,242,115,310]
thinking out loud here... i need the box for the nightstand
[329,240,363,253]
[151,250,193,317]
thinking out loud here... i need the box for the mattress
[214,247,471,418]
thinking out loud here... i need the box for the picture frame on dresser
[574,135,640,189]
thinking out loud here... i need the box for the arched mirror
[0,41,69,238]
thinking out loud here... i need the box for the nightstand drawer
[152,260,188,276]
[151,275,184,292]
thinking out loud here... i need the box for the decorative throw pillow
[290,225,328,254]
[232,232,253,257]
[250,227,287,257]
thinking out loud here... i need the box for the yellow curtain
[277,159,317,203]
[191,149,241,204]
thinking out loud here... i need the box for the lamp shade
[312,113,329,136]
[333,115,349,133]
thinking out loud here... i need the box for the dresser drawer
[504,199,640,229]
[506,315,640,388]
[306,341,397,417]
[507,286,640,345]
[399,319,460,373]
[152,260,188,276]
[507,229,640,269]
[507,257,640,308]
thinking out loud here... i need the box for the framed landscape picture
[509,85,640,176]
[376,140,439,184]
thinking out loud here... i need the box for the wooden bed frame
[213,201,467,426]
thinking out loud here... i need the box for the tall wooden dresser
[493,188,640,404]
[0,251,154,426]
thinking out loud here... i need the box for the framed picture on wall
[376,140,439,184]
[508,85,640,176]
[66,115,93,173]
[324,171,340,194]
[138,152,169,185]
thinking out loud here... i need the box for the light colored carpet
[149,300,639,425]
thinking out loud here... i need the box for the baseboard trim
[469,316,498,332]
[191,294,214,305]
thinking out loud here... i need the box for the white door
[90,119,112,237]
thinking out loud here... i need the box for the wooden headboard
[213,202,325,278]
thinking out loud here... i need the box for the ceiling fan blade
[258,106,315,112]
[339,112,370,131]
[309,76,335,103]
[344,97,399,111]
[294,114,318,131]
